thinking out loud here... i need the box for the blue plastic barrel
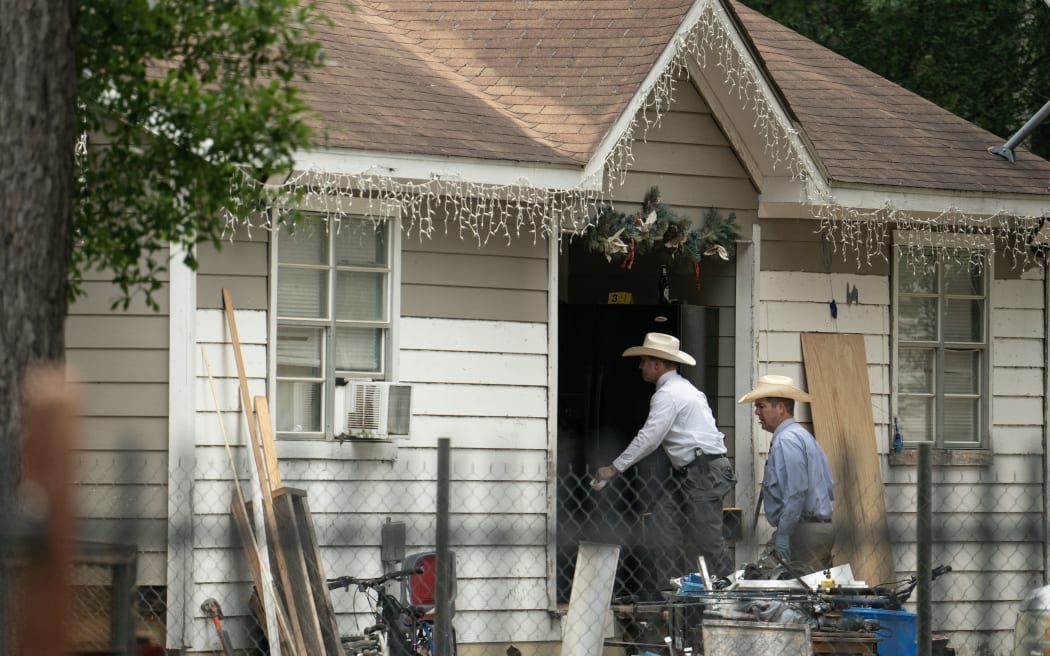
[841,607,917,656]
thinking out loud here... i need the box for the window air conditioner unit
[336,381,412,439]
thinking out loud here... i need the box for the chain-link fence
[3,442,1046,656]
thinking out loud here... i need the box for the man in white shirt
[593,333,736,579]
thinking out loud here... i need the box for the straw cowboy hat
[737,374,813,404]
[622,333,696,366]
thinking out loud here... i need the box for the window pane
[944,350,980,394]
[336,271,386,321]
[279,216,328,265]
[944,397,979,443]
[943,299,983,342]
[899,395,934,442]
[336,221,388,266]
[335,326,382,372]
[277,326,323,377]
[276,380,322,433]
[277,268,328,319]
[943,254,985,296]
[898,296,938,341]
[899,348,934,393]
[898,253,936,293]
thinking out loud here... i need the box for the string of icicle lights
[229,0,1046,270]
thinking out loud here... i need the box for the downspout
[1043,257,1049,584]
[734,223,760,564]
[546,227,560,615]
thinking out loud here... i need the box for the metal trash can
[1013,584,1050,656]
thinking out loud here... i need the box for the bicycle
[328,566,455,656]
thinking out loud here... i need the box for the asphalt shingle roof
[309,0,694,165]
[729,1,1050,196]
[304,0,1050,196]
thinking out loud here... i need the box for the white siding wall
[67,261,171,586]
[756,235,1046,656]
[178,220,559,652]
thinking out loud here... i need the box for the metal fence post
[436,438,451,656]
[917,442,932,656]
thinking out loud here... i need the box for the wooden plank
[254,396,283,492]
[270,491,328,656]
[282,488,343,655]
[223,289,308,656]
[801,332,896,586]
[230,499,296,656]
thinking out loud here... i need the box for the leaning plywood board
[801,332,895,586]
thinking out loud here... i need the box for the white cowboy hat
[737,374,812,403]
[622,333,696,366]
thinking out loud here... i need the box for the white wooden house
[67,1,1050,655]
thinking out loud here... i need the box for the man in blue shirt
[593,333,736,579]
[739,375,834,574]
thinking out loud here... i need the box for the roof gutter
[292,147,595,191]
[759,177,1050,220]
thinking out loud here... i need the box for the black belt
[674,451,726,473]
[802,515,832,523]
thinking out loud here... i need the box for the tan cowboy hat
[737,374,812,403]
[622,333,696,366]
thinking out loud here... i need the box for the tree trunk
[0,0,77,646]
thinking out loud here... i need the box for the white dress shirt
[612,370,725,471]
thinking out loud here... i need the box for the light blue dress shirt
[763,418,835,538]
[612,370,725,471]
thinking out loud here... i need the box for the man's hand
[594,465,619,482]
[774,531,791,563]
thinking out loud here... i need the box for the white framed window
[272,212,397,439]
[892,232,991,449]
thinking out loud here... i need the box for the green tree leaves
[74,0,328,308]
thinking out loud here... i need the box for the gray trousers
[654,455,736,580]
[771,520,835,575]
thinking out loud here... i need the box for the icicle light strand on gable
[220,0,1045,269]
